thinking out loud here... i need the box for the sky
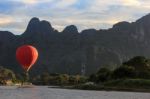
[0,0,150,35]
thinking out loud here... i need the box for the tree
[97,68,111,82]
[0,66,16,85]
[123,56,150,72]
[69,76,75,84]
[112,65,136,79]
[40,72,50,85]
[136,71,150,79]
[59,74,69,85]
[88,74,98,83]
[78,76,87,83]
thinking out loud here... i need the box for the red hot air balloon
[16,45,38,72]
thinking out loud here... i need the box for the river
[0,86,150,99]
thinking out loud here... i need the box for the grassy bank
[72,79,150,92]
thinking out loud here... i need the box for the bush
[104,79,150,89]
[97,68,111,82]
[74,84,103,90]
[0,66,16,85]
[136,71,150,79]
[112,65,136,79]
[123,56,150,71]
[88,74,98,83]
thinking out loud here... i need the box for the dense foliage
[32,73,87,85]
[1,56,150,87]
[0,66,16,85]
[89,56,150,83]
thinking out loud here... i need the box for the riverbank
[58,79,150,93]
[72,84,150,93]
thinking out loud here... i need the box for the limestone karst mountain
[0,14,150,75]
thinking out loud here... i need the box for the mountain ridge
[0,13,150,75]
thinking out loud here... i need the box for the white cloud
[120,0,140,6]
[11,0,53,4]
[0,0,150,34]
[0,17,14,26]
[54,0,78,8]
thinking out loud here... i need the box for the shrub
[112,65,136,79]
[97,68,111,82]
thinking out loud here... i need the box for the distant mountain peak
[40,20,52,27]
[112,21,131,30]
[113,21,130,27]
[63,25,78,34]
[29,17,40,23]
[24,17,54,35]
[40,20,54,32]
[27,17,40,28]
[136,13,150,24]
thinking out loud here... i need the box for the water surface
[0,86,150,99]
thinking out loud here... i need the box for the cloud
[0,14,15,26]
[0,18,13,25]
[11,0,53,4]
[0,0,150,34]
[54,0,78,8]
[20,0,38,4]
[122,0,140,6]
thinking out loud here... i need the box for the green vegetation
[32,73,87,86]
[0,66,16,85]
[2,55,150,92]
[88,56,150,83]
[111,65,136,79]
[89,67,111,83]
[75,56,150,92]
[0,66,87,86]
[104,79,150,89]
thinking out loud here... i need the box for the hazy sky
[0,0,150,34]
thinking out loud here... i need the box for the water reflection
[0,86,150,99]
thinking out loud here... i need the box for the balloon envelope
[16,45,38,72]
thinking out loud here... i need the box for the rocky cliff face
[0,14,150,75]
